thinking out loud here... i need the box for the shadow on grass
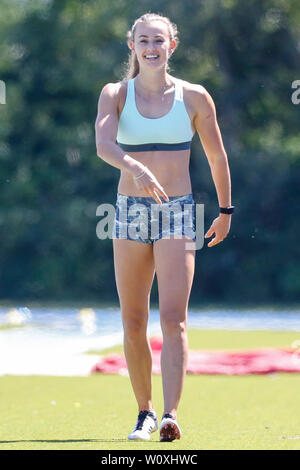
[0,439,161,444]
[0,439,127,443]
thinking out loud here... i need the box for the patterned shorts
[112,193,196,244]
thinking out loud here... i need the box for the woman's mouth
[144,54,159,61]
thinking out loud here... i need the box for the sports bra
[116,76,194,152]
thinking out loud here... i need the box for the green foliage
[0,0,299,303]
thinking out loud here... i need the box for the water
[1,305,300,376]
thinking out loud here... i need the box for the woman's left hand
[204,214,232,247]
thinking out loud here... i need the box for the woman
[95,12,234,442]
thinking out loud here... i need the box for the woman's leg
[113,238,155,412]
[153,237,195,419]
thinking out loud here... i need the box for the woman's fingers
[207,237,220,247]
[206,232,226,247]
[204,227,214,239]
[205,217,229,247]
[155,184,169,202]
[151,181,171,204]
[133,167,169,204]
[152,188,162,204]
[143,186,156,202]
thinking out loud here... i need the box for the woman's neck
[135,71,174,93]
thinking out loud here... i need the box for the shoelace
[135,410,152,431]
[162,413,175,420]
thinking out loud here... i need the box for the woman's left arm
[192,85,233,247]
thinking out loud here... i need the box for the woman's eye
[140,39,164,43]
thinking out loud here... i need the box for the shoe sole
[159,422,181,442]
[128,436,150,441]
[128,426,158,441]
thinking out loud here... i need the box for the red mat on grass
[91,336,300,376]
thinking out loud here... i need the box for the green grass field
[1,329,300,450]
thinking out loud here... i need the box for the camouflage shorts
[112,193,196,244]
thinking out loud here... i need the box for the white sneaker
[128,409,158,441]
[160,413,182,441]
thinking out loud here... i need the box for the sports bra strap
[174,78,183,101]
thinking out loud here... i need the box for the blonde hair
[121,12,179,81]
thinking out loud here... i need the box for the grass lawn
[1,329,300,450]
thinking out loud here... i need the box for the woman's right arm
[95,82,143,176]
[95,83,169,204]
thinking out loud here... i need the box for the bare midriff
[116,78,196,197]
[117,148,192,197]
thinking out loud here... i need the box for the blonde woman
[95,12,233,442]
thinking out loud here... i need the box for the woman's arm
[95,82,169,204]
[95,82,142,175]
[193,86,232,247]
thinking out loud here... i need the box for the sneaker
[128,409,158,441]
[159,413,182,441]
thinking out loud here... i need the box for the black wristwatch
[219,206,235,214]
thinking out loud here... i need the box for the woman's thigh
[113,239,155,325]
[153,237,195,324]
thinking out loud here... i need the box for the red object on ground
[91,336,300,376]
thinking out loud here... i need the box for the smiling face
[128,20,176,70]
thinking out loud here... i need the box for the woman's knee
[122,310,148,342]
[160,310,187,337]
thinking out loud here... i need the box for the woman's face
[129,21,176,70]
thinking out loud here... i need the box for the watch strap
[219,206,235,214]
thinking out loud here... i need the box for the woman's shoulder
[174,76,214,111]
[99,80,129,111]
[100,79,131,116]
[101,79,128,95]
[174,76,208,96]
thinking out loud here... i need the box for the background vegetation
[0,0,299,305]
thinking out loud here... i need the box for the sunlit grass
[1,329,300,450]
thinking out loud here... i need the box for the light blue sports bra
[116,76,194,152]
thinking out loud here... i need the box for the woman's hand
[204,214,232,247]
[132,165,169,205]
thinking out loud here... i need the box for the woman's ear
[169,39,176,55]
[127,39,134,52]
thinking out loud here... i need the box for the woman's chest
[118,85,196,134]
